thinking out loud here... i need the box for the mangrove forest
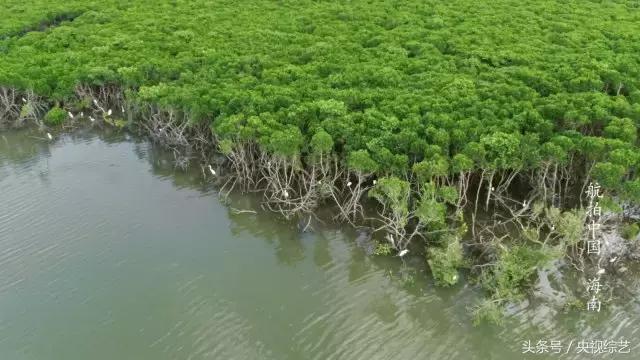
[2,0,640,325]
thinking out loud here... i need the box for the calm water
[1,129,639,360]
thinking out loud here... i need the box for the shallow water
[0,129,639,359]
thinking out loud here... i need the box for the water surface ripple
[0,129,638,359]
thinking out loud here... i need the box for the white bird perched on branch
[597,268,605,275]
[68,111,74,119]
[107,109,112,116]
[283,189,289,199]
[46,133,53,140]
[373,179,377,185]
[386,233,395,248]
[609,257,618,263]
[93,99,99,106]
[89,116,95,122]
[398,249,409,257]
[347,181,352,187]
[121,106,125,113]
[80,112,84,117]
[21,97,27,103]
[207,164,216,176]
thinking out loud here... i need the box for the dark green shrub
[44,107,67,126]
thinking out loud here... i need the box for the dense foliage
[2,0,639,179]
[2,0,640,320]
[1,0,639,179]
[43,106,66,126]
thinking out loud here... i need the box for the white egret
[609,257,617,263]
[46,133,53,140]
[491,186,495,191]
[80,112,84,117]
[283,189,289,199]
[386,234,395,248]
[107,109,112,116]
[347,181,352,187]
[89,116,95,122]
[398,249,409,257]
[121,106,125,112]
[68,111,74,119]
[21,97,27,103]
[373,180,377,185]
[597,268,605,275]
[207,164,216,176]
[93,99,99,106]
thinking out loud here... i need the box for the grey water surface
[0,129,638,360]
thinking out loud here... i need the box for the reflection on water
[0,128,638,360]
